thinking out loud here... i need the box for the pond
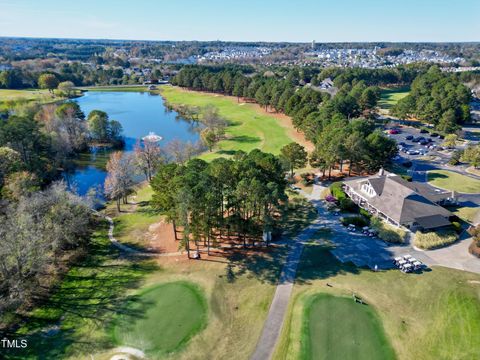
[63,90,201,197]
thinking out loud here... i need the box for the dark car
[431,133,439,137]
[399,142,407,146]
[412,137,420,142]
[420,129,428,133]
[419,140,428,145]
[439,134,445,139]
[406,135,414,140]
[402,161,413,168]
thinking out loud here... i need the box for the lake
[63,90,200,197]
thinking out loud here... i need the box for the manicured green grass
[160,86,293,160]
[378,87,410,110]
[427,170,480,194]
[8,221,157,360]
[302,293,395,360]
[275,238,480,360]
[112,281,207,356]
[0,88,52,100]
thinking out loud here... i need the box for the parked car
[389,129,400,134]
[405,135,414,140]
[420,129,428,133]
[419,140,428,145]
[431,132,439,137]
[399,141,407,146]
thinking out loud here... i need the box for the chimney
[378,168,385,176]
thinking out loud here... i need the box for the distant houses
[343,169,455,231]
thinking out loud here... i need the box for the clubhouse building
[342,169,455,231]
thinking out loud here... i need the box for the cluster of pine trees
[393,66,471,132]
[151,150,287,255]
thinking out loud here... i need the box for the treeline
[173,65,396,175]
[0,182,93,319]
[317,64,429,87]
[151,150,287,255]
[393,66,472,132]
[0,62,157,89]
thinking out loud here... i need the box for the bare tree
[104,151,136,211]
[134,139,164,181]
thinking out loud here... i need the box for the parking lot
[382,125,455,167]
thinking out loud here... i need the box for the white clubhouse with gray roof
[342,169,455,231]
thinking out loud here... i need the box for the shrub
[325,194,336,203]
[330,182,346,201]
[341,216,369,227]
[414,229,458,250]
[469,240,480,258]
[451,221,462,234]
[359,208,371,219]
[301,172,315,185]
[339,198,357,212]
[370,217,406,244]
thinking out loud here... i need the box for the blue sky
[0,0,478,42]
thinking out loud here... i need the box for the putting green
[112,281,207,356]
[302,293,395,360]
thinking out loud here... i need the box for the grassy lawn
[109,185,160,250]
[450,205,480,224]
[274,237,480,360]
[159,86,293,160]
[427,170,480,194]
[8,181,317,360]
[378,87,410,111]
[111,281,207,357]
[7,221,158,360]
[302,293,395,360]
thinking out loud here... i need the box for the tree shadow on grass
[3,220,159,359]
[295,242,361,285]
[229,135,261,144]
[427,172,449,181]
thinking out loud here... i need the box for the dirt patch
[147,220,182,254]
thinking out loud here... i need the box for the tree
[437,109,458,133]
[2,171,40,201]
[461,145,480,168]
[134,139,164,181]
[38,73,59,93]
[57,81,75,97]
[104,152,136,211]
[200,129,217,152]
[280,142,308,177]
[87,111,109,142]
[444,134,458,148]
[0,70,22,89]
[0,147,21,186]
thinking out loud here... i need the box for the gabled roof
[343,171,452,226]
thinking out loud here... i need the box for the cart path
[250,218,324,360]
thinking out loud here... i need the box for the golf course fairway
[302,293,395,360]
[112,281,207,356]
